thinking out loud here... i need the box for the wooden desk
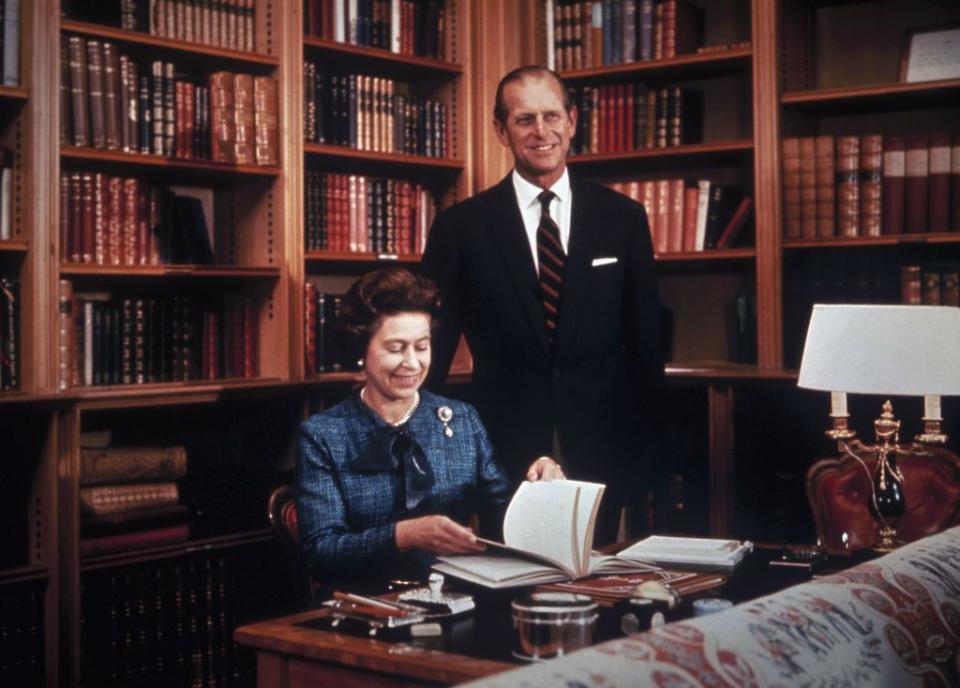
[234,607,514,687]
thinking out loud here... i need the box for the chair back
[267,485,317,596]
[806,445,960,552]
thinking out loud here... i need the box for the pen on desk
[333,591,409,614]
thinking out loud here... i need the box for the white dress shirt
[511,169,572,274]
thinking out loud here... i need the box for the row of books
[608,179,752,254]
[303,0,445,59]
[547,0,703,72]
[80,551,254,685]
[57,285,259,389]
[80,442,190,557]
[304,285,356,374]
[305,171,435,254]
[901,265,960,307]
[783,133,960,240]
[61,173,217,266]
[303,65,448,158]
[62,37,279,165]
[0,276,16,390]
[0,0,18,86]
[68,0,256,53]
[570,84,702,155]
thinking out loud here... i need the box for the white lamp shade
[798,304,960,396]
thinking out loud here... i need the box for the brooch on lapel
[437,406,454,438]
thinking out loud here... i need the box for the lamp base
[873,525,901,553]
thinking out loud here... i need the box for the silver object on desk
[511,592,598,662]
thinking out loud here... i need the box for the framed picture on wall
[900,25,960,83]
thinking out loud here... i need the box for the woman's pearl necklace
[361,387,420,427]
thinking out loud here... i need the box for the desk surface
[235,547,867,687]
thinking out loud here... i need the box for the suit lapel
[557,181,599,356]
[488,176,550,357]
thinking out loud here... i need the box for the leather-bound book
[638,0,654,62]
[859,135,882,237]
[681,185,699,252]
[151,61,165,155]
[662,0,703,58]
[905,135,929,233]
[60,172,73,261]
[209,71,235,163]
[92,173,106,264]
[815,135,835,238]
[835,135,860,237]
[928,132,951,232]
[68,36,90,147]
[254,76,278,165]
[60,38,72,144]
[121,298,133,384]
[654,179,671,254]
[668,87,702,146]
[102,42,121,151]
[123,178,137,266]
[0,278,19,390]
[79,523,189,557]
[107,176,123,266]
[86,40,106,150]
[163,62,175,157]
[622,0,636,64]
[138,74,151,154]
[59,280,73,389]
[782,137,801,239]
[119,54,131,152]
[922,271,941,305]
[882,134,905,234]
[133,297,145,384]
[798,137,816,239]
[654,87,668,148]
[174,80,186,157]
[941,271,960,307]
[81,172,94,263]
[900,265,921,304]
[667,178,685,253]
[69,172,83,262]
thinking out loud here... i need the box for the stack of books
[79,441,191,557]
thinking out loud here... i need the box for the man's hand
[526,456,565,481]
[395,515,487,554]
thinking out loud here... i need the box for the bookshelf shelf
[80,528,275,572]
[0,240,29,253]
[665,363,797,384]
[64,377,286,410]
[0,85,28,103]
[61,146,282,180]
[560,46,753,83]
[303,36,462,79]
[60,19,280,71]
[305,251,420,265]
[567,140,754,169]
[657,248,756,262]
[781,79,960,114]
[785,233,960,250]
[60,264,282,279]
[0,564,49,586]
[304,142,464,172]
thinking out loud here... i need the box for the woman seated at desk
[297,268,563,592]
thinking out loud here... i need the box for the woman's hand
[395,515,487,554]
[526,456,565,482]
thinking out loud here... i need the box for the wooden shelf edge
[0,85,28,101]
[666,363,798,383]
[60,264,282,278]
[560,46,752,81]
[568,140,754,164]
[304,143,463,169]
[61,146,281,176]
[782,78,960,105]
[0,564,49,585]
[60,19,280,67]
[0,240,29,253]
[656,248,756,262]
[81,529,275,571]
[785,232,960,249]
[303,36,462,75]
[305,251,421,264]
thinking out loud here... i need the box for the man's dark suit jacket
[421,173,664,533]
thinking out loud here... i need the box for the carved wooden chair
[806,445,960,552]
[267,484,318,597]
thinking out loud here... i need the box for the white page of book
[574,482,605,573]
[433,554,564,586]
[619,536,744,565]
[503,480,582,575]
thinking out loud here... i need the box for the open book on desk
[617,535,753,569]
[432,480,659,589]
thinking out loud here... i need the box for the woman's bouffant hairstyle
[339,268,442,360]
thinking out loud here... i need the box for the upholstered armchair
[805,445,960,552]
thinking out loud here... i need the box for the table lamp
[797,304,960,550]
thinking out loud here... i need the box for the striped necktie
[536,190,564,337]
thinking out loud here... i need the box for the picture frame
[900,25,960,83]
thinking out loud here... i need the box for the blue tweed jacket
[296,389,511,587]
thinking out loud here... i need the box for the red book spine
[624,83,635,151]
[69,173,83,262]
[859,135,882,237]
[905,135,929,233]
[901,265,921,304]
[122,178,137,266]
[882,134,905,235]
[782,137,801,239]
[107,176,123,266]
[654,179,670,254]
[667,178,684,253]
[681,186,699,252]
[928,132,950,232]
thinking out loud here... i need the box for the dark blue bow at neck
[352,425,434,511]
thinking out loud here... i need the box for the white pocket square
[591,257,618,267]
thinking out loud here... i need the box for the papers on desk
[618,536,753,569]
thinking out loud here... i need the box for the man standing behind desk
[421,66,664,543]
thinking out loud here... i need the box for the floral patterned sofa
[464,526,960,687]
